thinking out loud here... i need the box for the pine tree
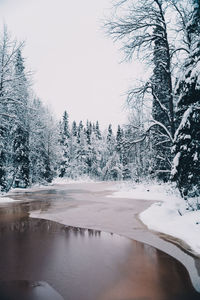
[0,28,29,191]
[107,124,115,155]
[86,120,92,145]
[12,49,30,188]
[0,127,7,191]
[102,124,123,180]
[72,121,77,137]
[116,125,123,155]
[29,98,58,184]
[77,121,83,144]
[116,125,131,180]
[95,121,101,140]
[59,111,70,177]
[171,0,200,199]
[90,130,102,178]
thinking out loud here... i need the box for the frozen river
[0,182,199,299]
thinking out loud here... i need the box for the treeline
[1,0,200,202]
[106,0,200,199]
[0,27,137,192]
[0,27,60,192]
[58,112,133,180]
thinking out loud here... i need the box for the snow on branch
[147,119,173,143]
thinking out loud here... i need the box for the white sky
[0,0,144,130]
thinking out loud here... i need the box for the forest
[0,0,200,203]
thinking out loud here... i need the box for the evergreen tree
[86,120,92,145]
[116,125,131,180]
[106,124,115,155]
[0,127,7,191]
[95,121,101,140]
[59,111,70,177]
[72,121,77,137]
[102,124,123,180]
[77,121,83,144]
[29,98,58,184]
[12,49,30,188]
[0,28,28,191]
[102,152,122,181]
[171,0,200,199]
[90,130,102,178]
[116,125,123,155]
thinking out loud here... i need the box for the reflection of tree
[0,199,52,224]
[0,218,64,234]
[0,216,102,236]
[64,226,101,237]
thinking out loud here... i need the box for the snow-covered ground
[52,176,98,185]
[108,181,181,201]
[5,177,97,196]
[0,196,19,203]
[110,181,200,255]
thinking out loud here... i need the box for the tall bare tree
[105,0,176,178]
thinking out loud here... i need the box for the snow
[52,176,98,185]
[0,196,19,203]
[174,105,192,140]
[109,181,200,255]
[108,181,180,202]
[171,152,181,176]
[140,203,200,255]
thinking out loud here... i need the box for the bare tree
[105,0,176,178]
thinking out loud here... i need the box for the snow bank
[52,176,98,185]
[110,181,200,255]
[6,177,98,195]
[108,181,180,202]
[140,201,200,255]
[0,196,19,203]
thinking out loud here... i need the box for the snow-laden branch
[148,119,173,143]
[0,113,29,132]
[170,47,190,58]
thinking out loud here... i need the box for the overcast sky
[0,0,144,130]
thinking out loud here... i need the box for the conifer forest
[1,1,200,299]
[0,0,200,203]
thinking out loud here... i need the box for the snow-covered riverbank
[0,196,19,203]
[111,181,200,255]
[2,181,200,291]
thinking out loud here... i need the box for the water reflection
[0,281,63,300]
[0,214,199,300]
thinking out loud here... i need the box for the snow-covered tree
[102,152,122,181]
[12,49,30,188]
[59,111,71,177]
[0,27,27,191]
[101,124,123,180]
[171,0,200,199]
[105,0,176,180]
[29,98,59,184]
[95,121,101,140]
[106,124,116,155]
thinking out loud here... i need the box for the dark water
[0,281,63,300]
[0,206,199,300]
[1,187,200,300]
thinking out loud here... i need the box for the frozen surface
[6,181,200,291]
[52,176,98,185]
[109,181,200,255]
[140,199,200,255]
[108,181,181,202]
[0,196,19,203]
